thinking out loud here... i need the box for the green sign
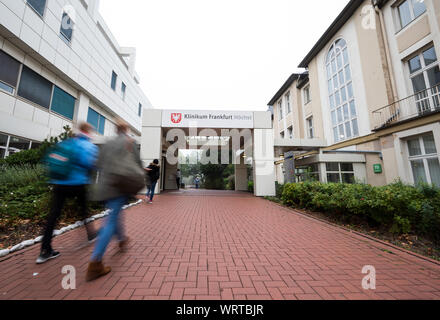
[373,164,382,174]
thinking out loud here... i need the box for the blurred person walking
[37,123,98,264]
[144,159,160,204]
[86,120,145,282]
[176,169,181,190]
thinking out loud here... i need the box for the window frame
[396,0,427,31]
[285,91,291,115]
[407,45,440,113]
[326,162,355,184]
[306,116,314,139]
[326,38,359,144]
[60,11,74,44]
[304,85,311,105]
[26,0,47,19]
[121,82,127,101]
[138,103,143,117]
[287,126,293,139]
[278,100,284,120]
[406,133,440,186]
[111,71,118,91]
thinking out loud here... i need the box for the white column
[74,92,90,124]
[253,129,276,197]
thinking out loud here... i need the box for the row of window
[0,133,41,159]
[295,162,355,184]
[0,49,76,120]
[278,86,311,121]
[279,116,314,140]
[111,71,143,117]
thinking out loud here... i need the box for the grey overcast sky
[99,0,351,111]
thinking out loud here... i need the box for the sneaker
[148,201,153,204]
[36,250,60,264]
[119,237,130,251]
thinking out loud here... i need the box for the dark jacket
[147,164,160,183]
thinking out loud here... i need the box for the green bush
[281,181,440,242]
[248,181,254,193]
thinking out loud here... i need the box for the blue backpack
[44,139,77,181]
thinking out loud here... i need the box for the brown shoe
[86,261,111,282]
[119,237,130,251]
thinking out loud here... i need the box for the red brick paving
[1,189,440,300]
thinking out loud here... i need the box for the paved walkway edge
[268,199,440,268]
[0,199,143,261]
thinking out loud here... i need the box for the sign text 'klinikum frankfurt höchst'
[161,110,254,129]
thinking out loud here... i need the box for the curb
[0,199,143,259]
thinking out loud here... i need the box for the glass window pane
[329,94,335,109]
[398,0,412,28]
[31,142,41,150]
[409,55,422,74]
[408,138,422,156]
[345,122,352,138]
[26,0,46,17]
[333,127,339,142]
[347,82,353,99]
[342,173,355,184]
[87,108,100,132]
[427,158,440,187]
[412,0,426,18]
[331,110,337,125]
[337,107,343,122]
[339,70,345,85]
[352,119,359,136]
[328,79,333,94]
[341,86,347,102]
[0,50,20,87]
[0,134,8,147]
[411,159,427,184]
[51,86,75,120]
[350,100,357,117]
[327,173,340,183]
[336,39,346,48]
[326,64,331,79]
[343,104,349,120]
[423,46,437,66]
[341,163,354,172]
[423,133,437,154]
[427,66,440,88]
[333,75,338,89]
[335,90,341,106]
[331,60,336,74]
[0,81,13,94]
[337,54,342,69]
[60,12,73,42]
[326,163,339,172]
[339,125,345,140]
[0,148,5,159]
[17,66,53,109]
[98,116,105,135]
[111,71,117,90]
[8,136,30,151]
[411,73,427,93]
[345,65,351,82]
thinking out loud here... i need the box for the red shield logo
[171,113,182,124]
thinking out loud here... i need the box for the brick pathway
[1,190,440,300]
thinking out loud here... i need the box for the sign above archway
[161,110,254,129]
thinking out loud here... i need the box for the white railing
[372,84,440,129]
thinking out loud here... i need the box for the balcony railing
[372,84,440,130]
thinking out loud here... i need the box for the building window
[408,45,440,113]
[278,101,283,120]
[111,71,117,91]
[285,92,291,114]
[26,0,46,17]
[51,86,75,120]
[326,163,355,184]
[397,0,426,29]
[296,164,320,182]
[138,103,142,117]
[121,82,126,100]
[18,65,53,109]
[280,131,285,139]
[304,86,311,104]
[407,133,440,187]
[326,39,358,143]
[87,108,106,135]
[60,12,74,43]
[307,116,314,138]
[0,50,21,94]
[287,126,293,139]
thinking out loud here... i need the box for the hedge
[281,181,440,243]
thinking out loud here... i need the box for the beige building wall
[306,59,325,140]
[396,16,431,53]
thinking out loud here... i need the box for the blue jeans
[146,181,157,201]
[91,196,127,261]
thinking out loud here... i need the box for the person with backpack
[86,120,145,282]
[145,159,160,204]
[37,123,98,264]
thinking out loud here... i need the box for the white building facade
[0,0,152,158]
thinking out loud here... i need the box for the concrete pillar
[253,129,276,197]
[141,110,163,194]
[74,92,90,124]
[235,155,248,191]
